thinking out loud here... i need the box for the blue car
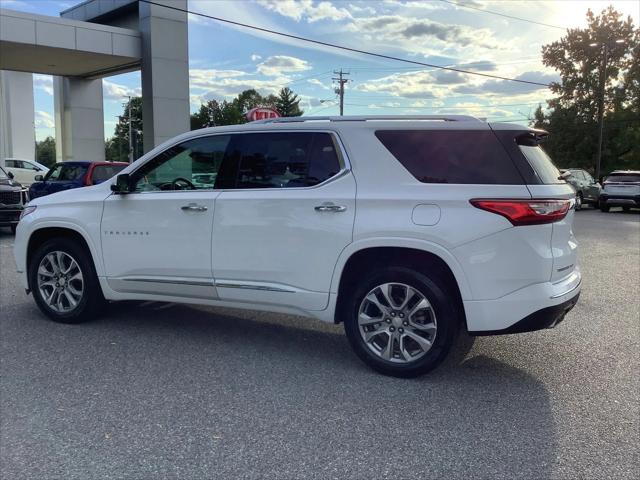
[29,161,128,200]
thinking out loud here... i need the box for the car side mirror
[7,171,14,179]
[111,173,131,194]
[34,174,44,182]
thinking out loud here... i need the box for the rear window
[374,130,523,184]
[92,164,127,184]
[47,164,88,181]
[606,174,640,183]
[518,145,562,184]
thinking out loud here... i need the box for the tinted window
[5,160,16,168]
[222,132,341,189]
[46,164,88,181]
[91,164,127,184]
[132,135,230,192]
[375,130,522,184]
[519,146,562,184]
[606,174,640,183]
[584,172,595,183]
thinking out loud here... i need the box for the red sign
[246,107,280,122]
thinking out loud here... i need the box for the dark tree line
[533,6,639,175]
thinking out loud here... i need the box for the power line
[438,0,566,30]
[139,0,552,88]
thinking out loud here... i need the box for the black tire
[575,193,583,211]
[600,203,610,212]
[10,224,17,235]
[343,266,458,378]
[28,238,105,323]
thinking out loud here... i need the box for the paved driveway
[1,210,638,479]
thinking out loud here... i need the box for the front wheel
[343,266,458,377]
[28,238,105,323]
[600,203,610,212]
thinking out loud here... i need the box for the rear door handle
[181,203,208,212]
[315,203,347,212]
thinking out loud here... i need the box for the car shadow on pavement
[1,300,558,479]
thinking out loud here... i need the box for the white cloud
[33,75,53,95]
[35,110,54,129]
[251,54,262,61]
[102,80,140,100]
[307,78,330,89]
[257,0,351,23]
[257,55,311,76]
[189,68,291,101]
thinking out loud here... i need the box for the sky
[1,0,639,141]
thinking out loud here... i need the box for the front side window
[221,132,342,189]
[132,135,230,192]
[45,164,88,181]
[375,130,523,184]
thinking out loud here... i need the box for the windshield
[605,174,640,183]
[518,145,562,184]
[0,166,8,180]
[46,164,88,181]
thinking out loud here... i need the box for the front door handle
[181,203,208,212]
[315,203,347,213]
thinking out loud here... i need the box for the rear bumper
[600,194,640,207]
[464,268,581,334]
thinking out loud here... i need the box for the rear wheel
[600,202,610,212]
[343,266,458,377]
[28,238,105,323]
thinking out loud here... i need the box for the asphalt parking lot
[1,209,638,479]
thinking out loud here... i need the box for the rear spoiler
[515,130,549,146]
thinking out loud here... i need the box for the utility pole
[594,43,608,182]
[590,38,624,181]
[333,69,349,116]
[125,96,133,163]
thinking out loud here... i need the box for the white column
[0,70,35,161]
[139,0,189,153]
[54,76,105,161]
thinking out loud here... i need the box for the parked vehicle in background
[13,116,581,377]
[559,168,601,210]
[2,158,49,186]
[29,161,128,200]
[599,170,640,212]
[0,165,28,234]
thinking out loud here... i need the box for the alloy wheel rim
[357,282,437,364]
[37,251,84,313]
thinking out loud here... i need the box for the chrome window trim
[124,129,352,195]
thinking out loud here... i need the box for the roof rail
[251,115,482,124]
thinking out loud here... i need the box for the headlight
[20,205,37,220]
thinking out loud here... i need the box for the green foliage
[535,7,639,174]
[105,97,143,162]
[275,87,303,117]
[190,88,303,130]
[35,136,56,167]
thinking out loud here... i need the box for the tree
[105,97,143,162]
[535,7,639,173]
[35,136,56,167]
[275,87,303,117]
[190,88,302,130]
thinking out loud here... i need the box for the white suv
[13,116,581,377]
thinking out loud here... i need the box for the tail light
[470,199,571,226]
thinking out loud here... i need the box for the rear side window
[519,145,562,184]
[91,164,127,184]
[374,130,522,184]
[220,132,342,189]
